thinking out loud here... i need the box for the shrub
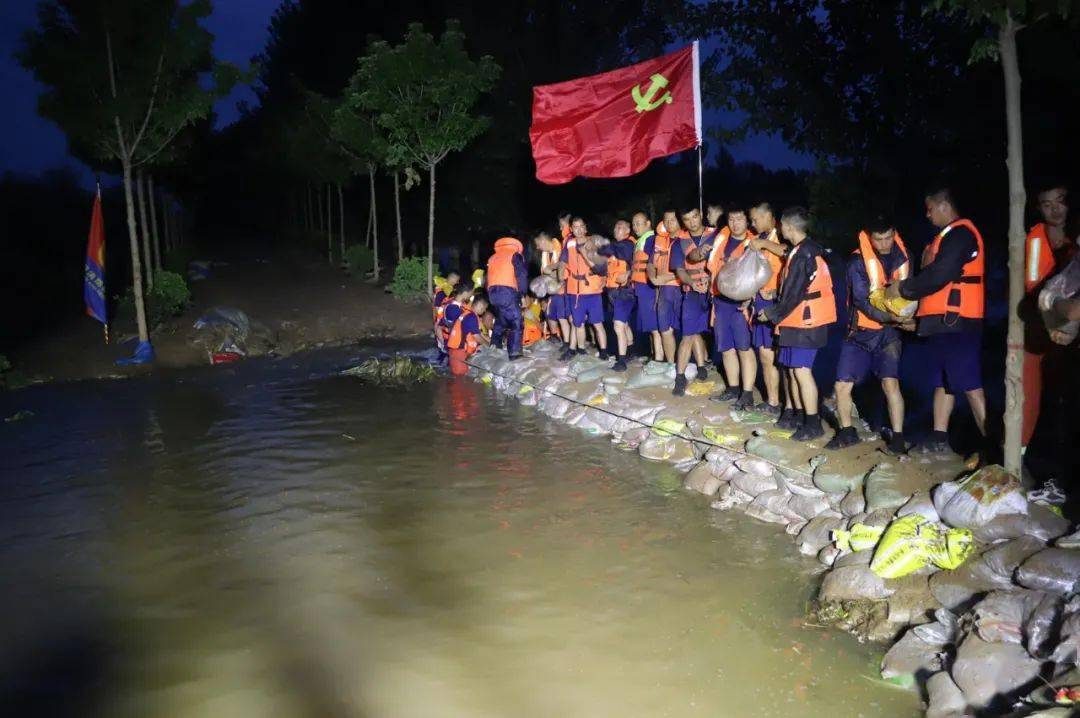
[344,244,375,276]
[146,270,191,326]
[388,256,429,300]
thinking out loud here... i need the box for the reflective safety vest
[851,230,910,331]
[680,228,717,293]
[565,240,604,295]
[754,229,784,297]
[1024,223,1073,293]
[707,226,751,296]
[606,257,629,289]
[776,243,837,330]
[632,230,655,284]
[434,294,453,327]
[447,308,479,355]
[652,230,685,287]
[486,237,523,289]
[916,219,985,321]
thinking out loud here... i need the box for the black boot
[672,375,688,397]
[712,386,740,402]
[732,390,755,410]
[776,408,800,430]
[598,348,610,360]
[825,426,860,450]
[912,430,951,455]
[612,355,628,372]
[696,366,708,382]
[791,413,825,441]
[886,431,907,454]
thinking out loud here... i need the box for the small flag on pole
[84,184,108,335]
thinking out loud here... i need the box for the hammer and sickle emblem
[631,73,673,113]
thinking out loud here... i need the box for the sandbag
[880,628,947,687]
[839,484,867,517]
[973,536,1047,587]
[730,469,777,498]
[929,561,999,613]
[639,436,674,461]
[951,633,1043,711]
[751,489,792,516]
[745,493,791,525]
[1051,600,1080,665]
[819,564,895,602]
[625,368,675,389]
[683,463,723,496]
[716,247,772,301]
[972,503,1072,543]
[1024,592,1062,659]
[1016,548,1080,596]
[818,544,841,567]
[529,275,560,298]
[925,671,967,718]
[735,456,774,477]
[1038,253,1080,341]
[913,609,959,645]
[787,493,831,521]
[869,514,974,579]
[933,465,1028,529]
[897,492,941,523]
[797,515,847,556]
[863,464,911,513]
[1058,528,1080,549]
[972,590,1028,644]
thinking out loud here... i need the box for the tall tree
[19,0,239,345]
[350,21,500,290]
[930,0,1080,477]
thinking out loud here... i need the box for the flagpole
[692,40,704,215]
[697,145,704,215]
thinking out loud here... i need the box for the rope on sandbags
[464,358,815,479]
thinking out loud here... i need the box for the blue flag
[84,187,107,325]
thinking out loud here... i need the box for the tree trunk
[369,165,379,281]
[1000,16,1026,478]
[122,161,150,343]
[394,171,404,261]
[337,182,345,264]
[427,163,436,293]
[365,177,373,249]
[316,182,324,237]
[136,169,153,289]
[326,183,333,264]
[148,174,162,272]
[160,194,170,254]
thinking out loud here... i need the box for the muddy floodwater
[1,345,919,717]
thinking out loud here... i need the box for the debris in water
[340,356,435,386]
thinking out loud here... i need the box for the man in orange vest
[604,219,636,370]
[559,217,609,359]
[534,230,567,345]
[486,236,529,360]
[447,293,490,376]
[631,212,664,362]
[1021,182,1074,450]
[828,218,911,452]
[708,207,758,409]
[886,185,987,454]
[649,209,684,363]
[670,206,716,395]
[758,207,836,441]
[748,202,789,416]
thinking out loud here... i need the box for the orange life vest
[776,243,837,330]
[852,230,910,331]
[606,257,629,289]
[565,240,604,295]
[915,219,985,321]
[707,226,751,296]
[652,230,685,287]
[540,236,563,296]
[447,308,479,355]
[679,228,717,293]
[522,320,542,346]
[486,237,523,290]
[1024,223,1071,293]
[632,230,655,284]
[753,228,784,298]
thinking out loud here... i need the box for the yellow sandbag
[870,514,935,579]
[869,288,916,318]
[702,426,740,445]
[686,379,717,396]
[832,523,886,552]
[925,527,974,570]
[433,275,455,296]
[653,419,686,437]
[472,268,485,287]
[587,394,607,407]
[517,384,534,395]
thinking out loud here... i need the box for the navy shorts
[713,298,752,352]
[836,338,900,384]
[608,291,635,323]
[778,346,817,369]
[657,285,682,333]
[546,293,567,321]
[681,291,710,335]
[570,293,604,326]
[752,296,776,349]
[926,331,983,393]
[634,283,658,333]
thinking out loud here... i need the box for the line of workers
[433,183,1076,457]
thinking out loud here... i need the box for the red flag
[83,186,107,325]
[529,43,701,185]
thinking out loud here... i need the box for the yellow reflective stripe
[1028,236,1041,282]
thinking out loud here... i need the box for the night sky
[0,0,812,185]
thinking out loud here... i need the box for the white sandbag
[1056,527,1080,549]
[785,519,807,536]
[933,466,1028,529]
[950,633,1043,711]
[711,482,754,510]
[896,491,940,523]
[819,564,895,602]
[913,609,959,646]
[638,436,674,461]
[735,456,775,477]
[625,369,675,389]
[744,500,789,526]
[972,591,1028,644]
[818,544,841,567]
[716,248,772,301]
[971,503,1072,543]
[752,489,792,516]
[683,463,723,496]
[576,366,609,384]
[788,493,831,521]
[839,485,867,517]
[730,469,777,497]
[618,427,651,448]
[925,671,967,718]
[1015,548,1080,595]
[797,515,846,556]
[880,628,947,686]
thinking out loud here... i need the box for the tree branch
[130,47,167,155]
